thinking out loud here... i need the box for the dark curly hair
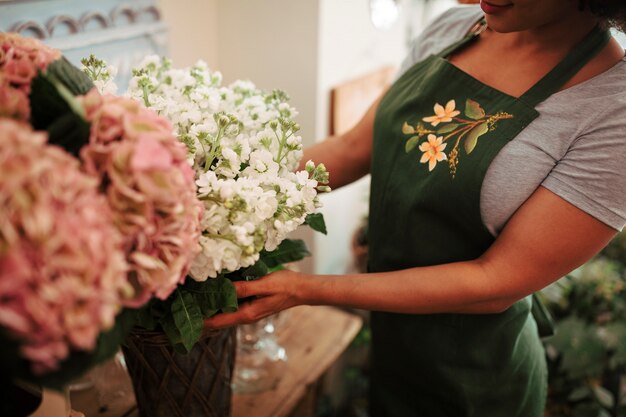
[580,0,626,32]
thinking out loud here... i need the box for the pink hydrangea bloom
[0,119,129,374]
[0,33,61,121]
[0,82,30,121]
[0,33,61,94]
[78,90,202,306]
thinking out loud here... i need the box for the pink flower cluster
[0,33,61,121]
[0,119,129,374]
[78,90,202,306]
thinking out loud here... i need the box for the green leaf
[304,213,327,235]
[29,73,90,157]
[547,317,606,379]
[29,73,73,130]
[436,123,459,134]
[592,386,615,409]
[160,313,184,348]
[405,136,421,153]
[171,289,204,352]
[241,260,269,279]
[568,386,592,402]
[260,239,310,268]
[464,122,488,155]
[464,98,486,120]
[185,277,238,316]
[135,304,158,330]
[46,57,94,96]
[268,264,286,273]
[46,112,90,157]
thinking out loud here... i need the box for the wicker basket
[122,327,236,417]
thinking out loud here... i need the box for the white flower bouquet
[83,56,329,352]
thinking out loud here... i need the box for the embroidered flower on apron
[402,99,513,176]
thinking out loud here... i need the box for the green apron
[367,21,610,417]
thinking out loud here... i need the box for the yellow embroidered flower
[419,134,447,171]
[422,100,460,127]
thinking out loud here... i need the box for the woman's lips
[480,0,513,15]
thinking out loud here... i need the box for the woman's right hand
[203,269,308,329]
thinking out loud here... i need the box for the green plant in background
[541,231,626,417]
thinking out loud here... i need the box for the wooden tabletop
[71,305,362,417]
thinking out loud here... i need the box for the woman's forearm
[300,135,369,189]
[298,260,520,315]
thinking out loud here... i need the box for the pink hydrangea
[0,119,129,374]
[78,90,202,306]
[0,33,61,121]
[0,33,61,93]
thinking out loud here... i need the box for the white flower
[93,79,118,95]
[125,57,328,279]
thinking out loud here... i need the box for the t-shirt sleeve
[541,97,626,230]
[396,6,483,79]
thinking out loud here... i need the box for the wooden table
[71,306,362,417]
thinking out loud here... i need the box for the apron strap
[435,17,487,59]
[520,25,612,107]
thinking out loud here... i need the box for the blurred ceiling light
[370,0,400,30]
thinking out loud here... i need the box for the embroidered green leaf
[402,122,415,135]
[405,136,421,153]
[465,99,486,120]
[464,122,489,154]
[436,123,459,134]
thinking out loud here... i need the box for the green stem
[276,131,294,165]
[203,232,236,243]
[442,123,476,143]
[141,85,151,107]
[273,129,285,163]
[452,117,478,124]
[205,127,224,170]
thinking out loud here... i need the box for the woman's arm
[205,186,617,328]
[300,95,383,190]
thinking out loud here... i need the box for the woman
[206,1,626,415]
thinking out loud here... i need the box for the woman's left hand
[204,269,306,329]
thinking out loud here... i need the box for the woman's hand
[204,269,307,329]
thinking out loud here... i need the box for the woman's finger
[234,270,291,298]
[204,296,274,329]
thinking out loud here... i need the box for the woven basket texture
[122,327,236,417]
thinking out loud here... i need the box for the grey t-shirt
[398,6,626,234]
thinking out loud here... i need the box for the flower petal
[445,100,456,113]
[422,115,439,125]
[434,103,445,117]
[428,157,437,171]
[420,152,430,163]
